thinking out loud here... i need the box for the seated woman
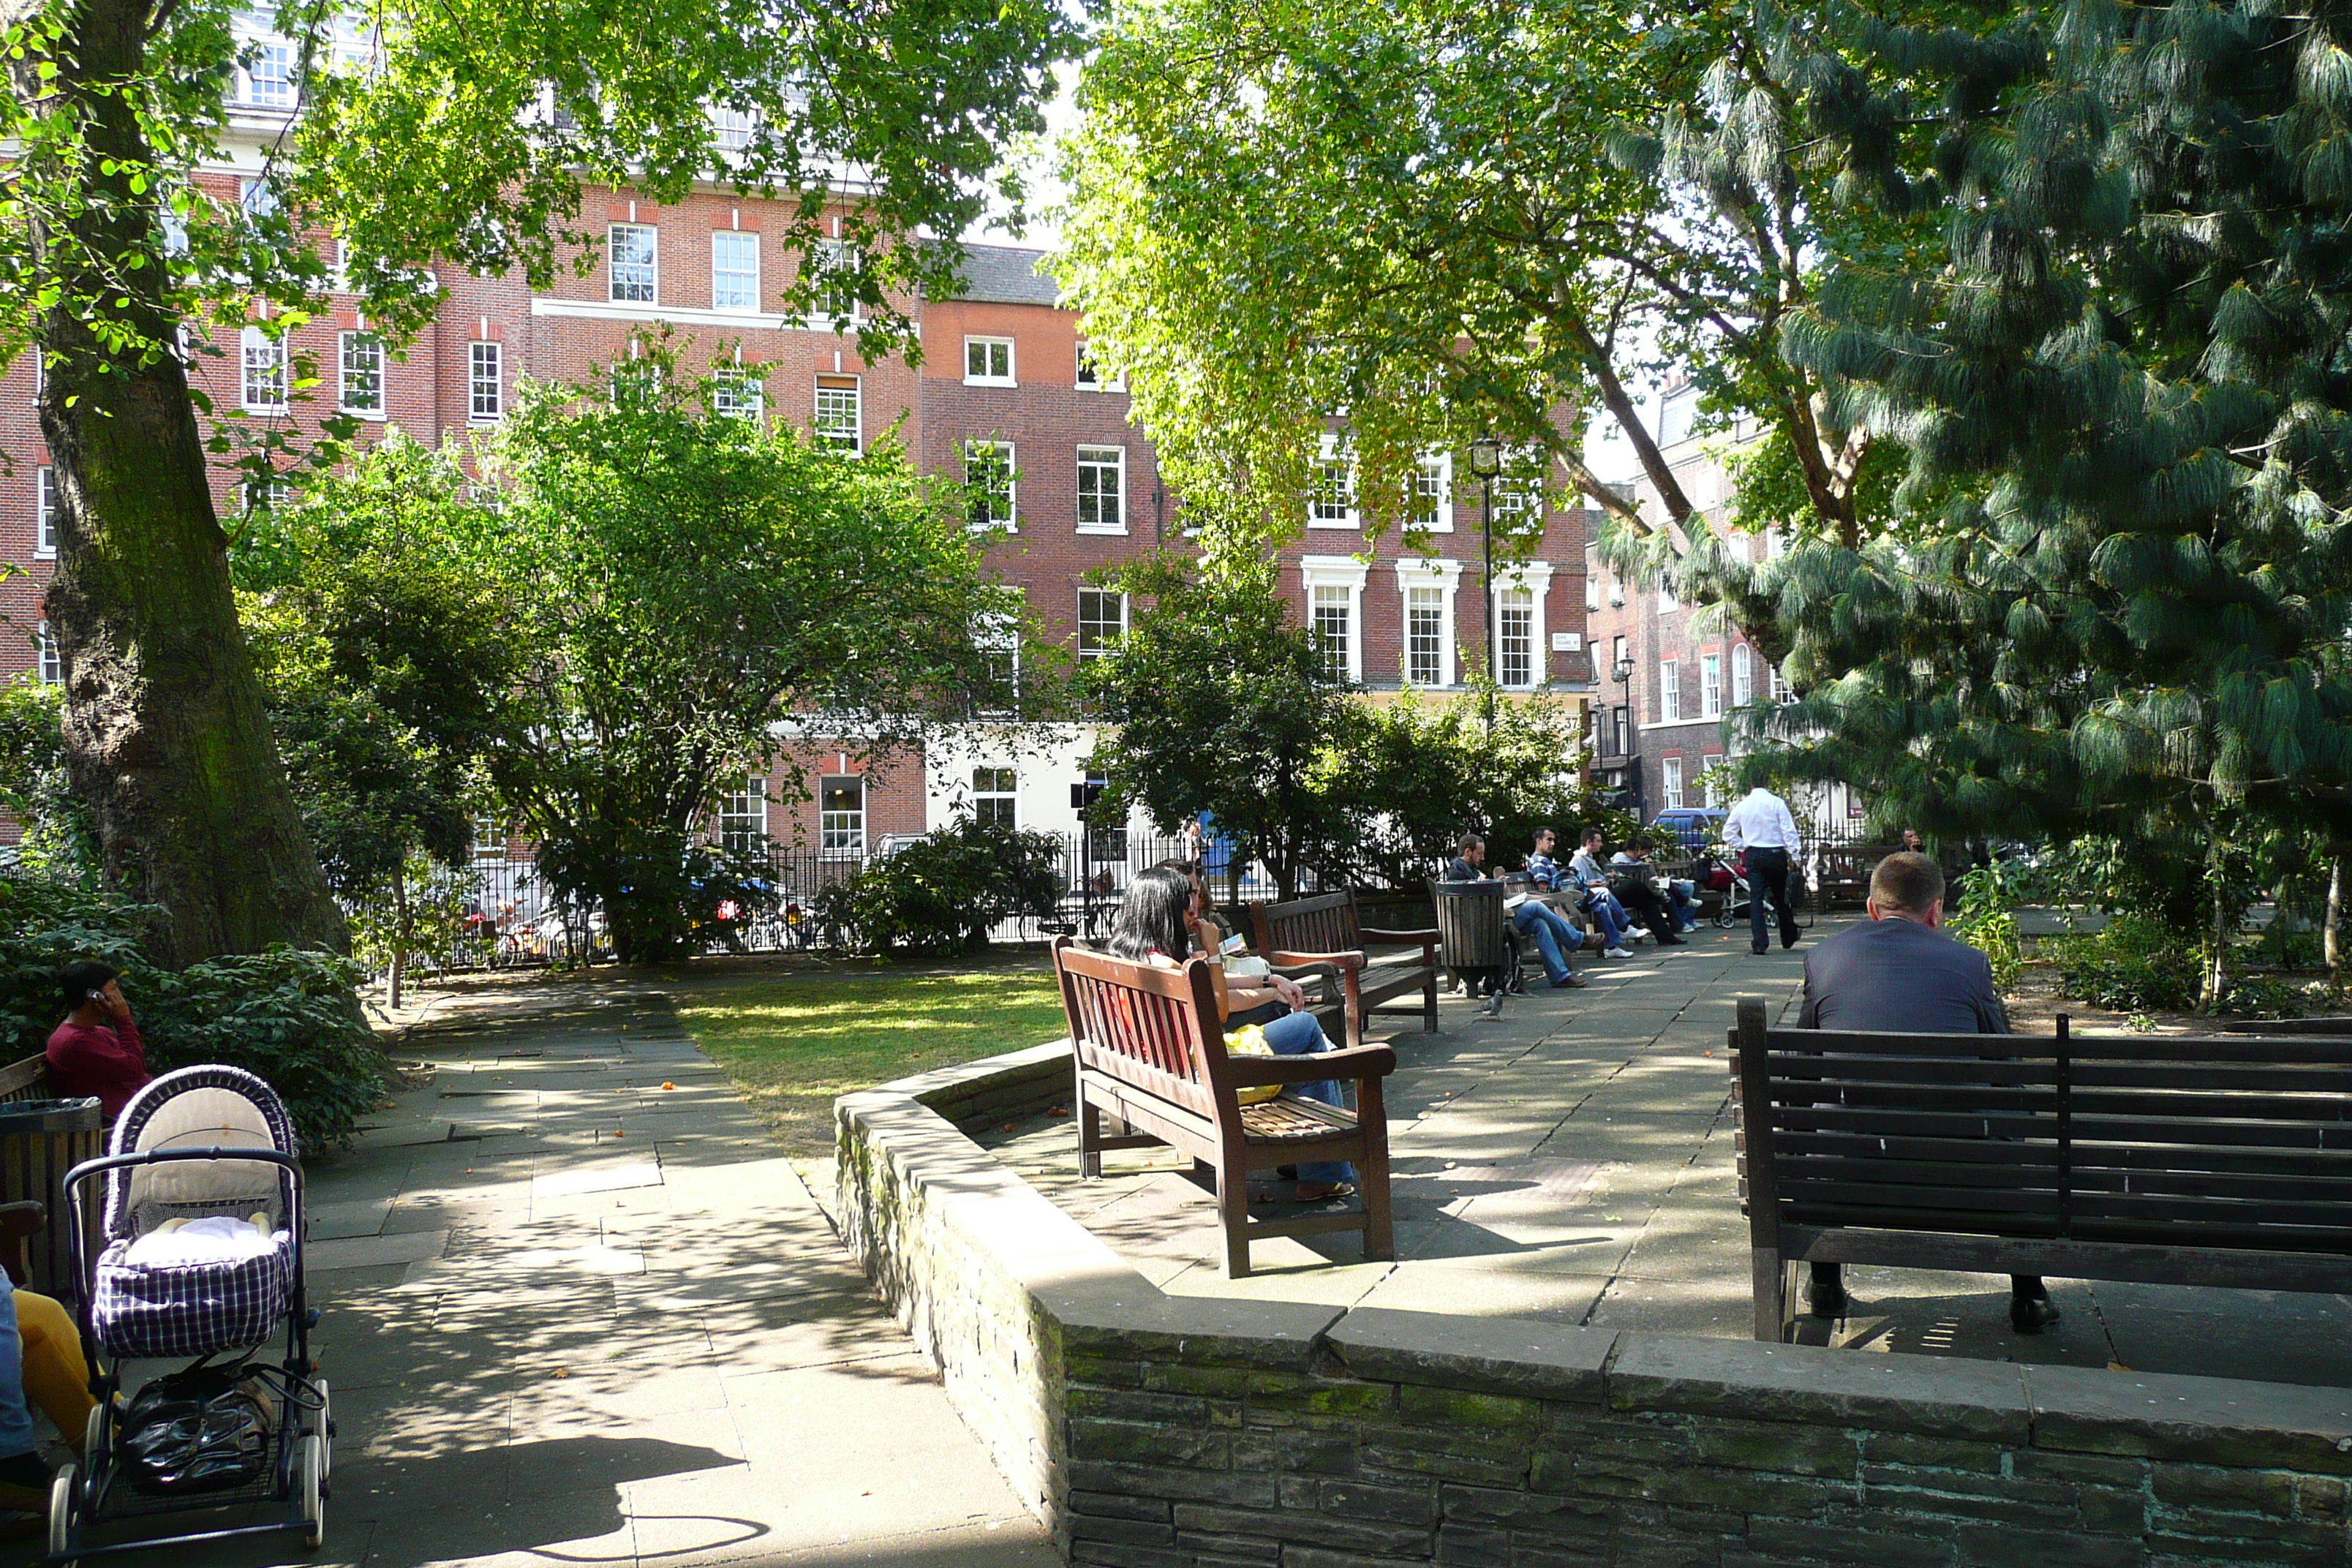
[47,961,151,1119]
[1104,866,1356,1202]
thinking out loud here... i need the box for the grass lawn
[671,961,1066,1154]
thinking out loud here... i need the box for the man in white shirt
[1722,785,1803,954]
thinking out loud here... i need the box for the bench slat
[1784,1226,2352,1291]
[1763,1028,2352,1065]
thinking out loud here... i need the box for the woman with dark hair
[1101,867,1356,1202]
[47,960,151,1119]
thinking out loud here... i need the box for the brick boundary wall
[837,1047,2352,1568]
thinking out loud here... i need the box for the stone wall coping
[845,1041,2352,1474]
[1329,1306,1611,1404]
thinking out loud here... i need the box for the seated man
[1605,837,1687,946]
[1567,830,1636,955]
[1798,851,2057,1333]
[1444,834,1588,993]
[47,962,151,1119]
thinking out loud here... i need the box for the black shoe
[0,1450,51,1511]
[1806,1277,1850,1319]
[1782,935,1801,951]
[1656,932,1686,946]
[2010,1294,2062,1334]
[1553,973,1588,989]
[1275,1165,1299,1180]
[1752,946,1770,956]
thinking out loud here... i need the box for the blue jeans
[1512,902,1581,984]
[0,1275,31,1459]
[1262,1009,1352,1185]
[1578,891,1628,948]
[1667,881,1697,930]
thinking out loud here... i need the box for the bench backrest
[1427,880,1508,968]
[1050,935,1233,1122]
[1733,998,2352,1254]
[1249,892,1360,957]
[0,1055,50,1104]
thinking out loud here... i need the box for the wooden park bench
[1049,935,1396,1278]
[1731,998,2352,1341]
[1427,880,1542,1011]
[1807,845,1896,909]
[1248,891,1441,1048]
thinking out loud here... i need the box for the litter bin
[0,1098,104,1303]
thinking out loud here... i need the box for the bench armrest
[1360,926,1441,946]
[1270,960,1345,992]
[1227,1044,1398,1087]
[1267,949,1366,973]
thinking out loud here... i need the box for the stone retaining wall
[838,1045,2352,1567]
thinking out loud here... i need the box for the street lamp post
[1613,655,1643,818]
[1468,436,1502,692]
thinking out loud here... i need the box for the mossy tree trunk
[31,0,347,967]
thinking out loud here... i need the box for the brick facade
[1,159,1596,849]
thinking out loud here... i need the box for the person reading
[1796,851,2057,1333]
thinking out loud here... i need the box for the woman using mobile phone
[46,960,153,1120]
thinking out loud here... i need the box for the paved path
[990,921,2352,1388]
[50,976,1053,1568]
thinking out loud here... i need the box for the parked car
[1650,808,1727,852]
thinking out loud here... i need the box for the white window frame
[338,331,384,418]
[1074,342,1123,391]
[34,467,56,559]
[1732,643,1754,706]
[712,366,764,421]
[970,766,1019,830]
[472,814,507,862]
[813,375,862,451]
[1076,589,1128,660]
[1492,562,1554,692]
[34,620,61,685]
[819,776,866,860]
[710,230,761,312]
[1662,757,1685,811]
[608,223,658,304]
[1301,556,1370,683]
[468,340,502,423]
[1700,754,1725,808]
[1309,433,1358,529]
[963,336,1015,386]
[243,37,295,108]
[717,776,766,852]
[1701,652,1723,719]
[709,105,754,151]
[239,177,276,219]
[1407,452,1452,533]
[1392,557,1463,688]
[240,327,287,414]
[976,600,1022,717]
[1658,581,1678,614]
[965,440,1016,531]
[1076,445,1126,535]
[1660,384,1696,447]
[1660,659,1681,723]
[807,240,863,329]
[1491,444,1548,529]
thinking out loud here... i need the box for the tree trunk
[388,875,410,1013]
[2201,845,2228,1012]
[32,0,347,967]
[2328,857,2342,979]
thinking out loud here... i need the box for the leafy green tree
[1730,0,2352,1003]
[0,0,1067,965]
[235,434,523,1000]
[1081,552,1356,901]
[0,675,97,881]
[478,355,1017,965]
[1326,683,1632,886]
[1052,0,1937,620]
[816,819,1067,957]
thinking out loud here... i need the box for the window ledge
[1307,519,1360,530]
[341,407,388,422]
[964,376,1018,389]
[1075,524,1129,537]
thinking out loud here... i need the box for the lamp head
[1468,436,1502,477]
[1613,657,1635,684]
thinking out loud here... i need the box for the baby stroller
[50,1066,331,1561]
[1708,849,1814,932]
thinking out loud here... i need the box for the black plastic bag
[119,1362,271,1496]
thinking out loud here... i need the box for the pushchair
[50,1066,332,1561]
[1707,848,1814,932]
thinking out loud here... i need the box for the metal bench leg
[1079,1096,1104,1180]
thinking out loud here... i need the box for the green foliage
[0,678,96,883]
[815,820,1065,957]
[0,873,385,1150]
[1081,551,1356,900]
[480,350,1016,963]
[1944,864,2023,994]
[2057,916,2201,1016]
[1325,685,1633,886]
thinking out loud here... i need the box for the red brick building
[1,146,1597,858]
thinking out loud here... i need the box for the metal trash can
[0,1098,104,1303]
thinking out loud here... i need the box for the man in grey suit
[1797,852,2058,1333]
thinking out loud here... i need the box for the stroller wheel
[299,1432,325,1548]
[1714,908,1735,929]
[48,1463,74,1562]
[80,1403,105,1471]
[314,1379,332,1489]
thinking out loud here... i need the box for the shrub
[0,873,388,1150]
[2056,913,2201,1013]
[818,821,1066,957]
[1945,863,2024,992]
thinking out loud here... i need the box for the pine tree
[1738,0,2352,979]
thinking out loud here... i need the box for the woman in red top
[45,962,152,1120]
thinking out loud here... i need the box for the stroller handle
[61,1148,306,1333]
